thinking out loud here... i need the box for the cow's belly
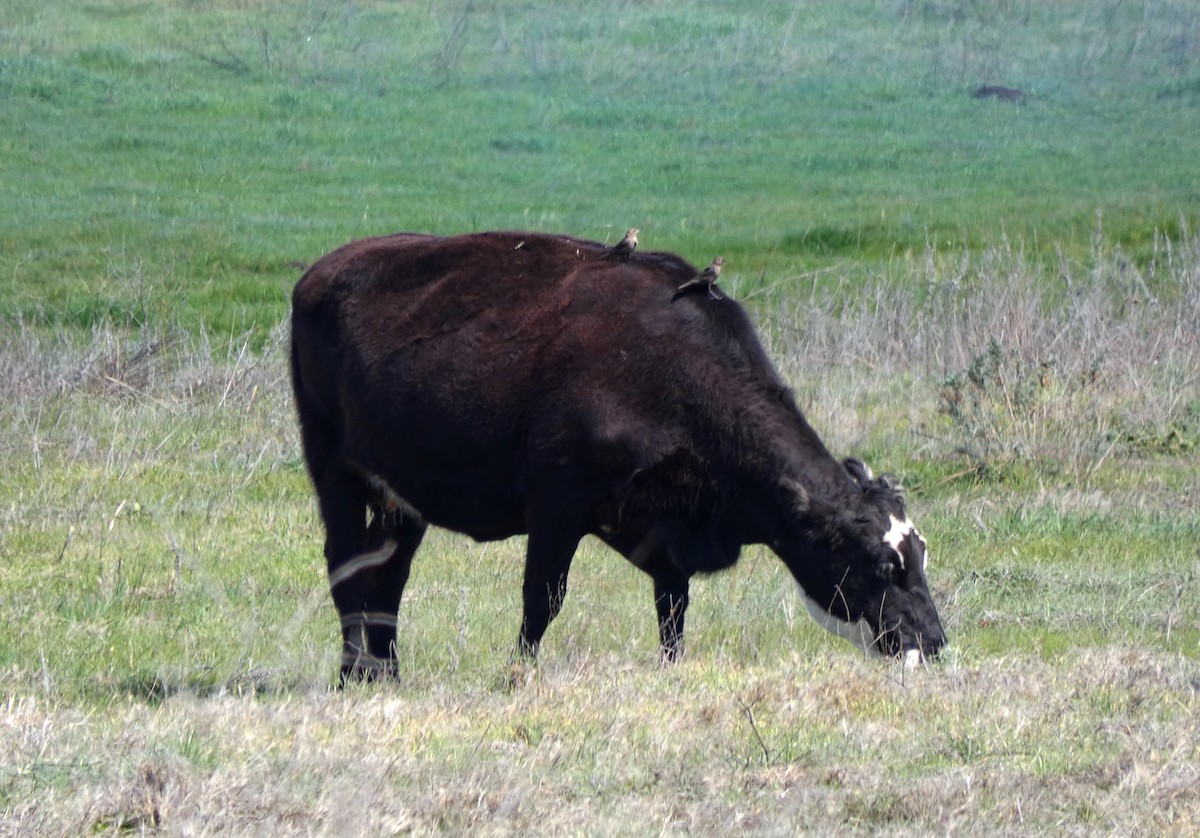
[358,464,527,542]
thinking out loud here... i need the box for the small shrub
[938,338,1063,469]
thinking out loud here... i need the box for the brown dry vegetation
[2,650,1197,835]
[768,230,1200,479]
[2,236,1199,834]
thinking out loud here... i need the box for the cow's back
[290,231,790,537]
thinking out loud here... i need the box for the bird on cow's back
[675,256,724,300]
[600,228,639,262]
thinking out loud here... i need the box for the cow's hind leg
[315,462,426,683]
[336,508,426,683]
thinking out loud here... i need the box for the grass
[2,1,1199,332]
[2,238,1198,833]
[3,0,1200,833]
[4,651,1197,834]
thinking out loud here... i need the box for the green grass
[3,1,1200,833]
[3,0,1199,331]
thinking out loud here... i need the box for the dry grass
[763,229,1200,481]
[2,649,1197,835]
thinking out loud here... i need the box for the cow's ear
[843,458,873,488]
[779,478,809,514]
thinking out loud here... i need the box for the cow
[289,230,946,682]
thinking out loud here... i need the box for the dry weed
[768,231,1200,480]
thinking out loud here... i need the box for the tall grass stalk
[765,228,1200,483]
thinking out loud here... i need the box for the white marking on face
[882,514,912,550]
[802,594,884,658]
[882,514,914,568]
[903,649,922,670]
[882,515,929,572]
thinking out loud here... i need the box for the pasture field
[2,1,1200,834]
[3,0,1200,330]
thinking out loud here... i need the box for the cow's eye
[875,548,901,581]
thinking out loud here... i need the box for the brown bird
[601,228,639,262]
[675,257,724,300]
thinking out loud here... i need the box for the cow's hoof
[499,660,537,692]
[338,658,399,688]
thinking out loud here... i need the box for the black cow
[290,231,945,681]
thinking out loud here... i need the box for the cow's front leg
[624,524,694,662]
[653,574,690,663]
[628,525,696,662]
[515,514,582,661]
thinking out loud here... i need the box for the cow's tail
[289,306,342,490]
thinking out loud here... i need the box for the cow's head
[777,459,946,664]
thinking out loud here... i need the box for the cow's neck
[708,394,858,545]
